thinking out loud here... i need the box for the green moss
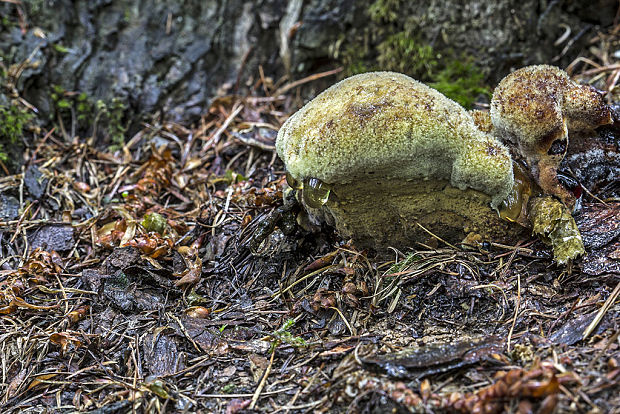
[271,319,307,348]
[0,104,32,162]
[141,212,167,234]
[430,59,490,108]
[106,98,127,146]
[1,15,12,29]
[387,252,421,275]
[340,41,371,77]
[368,0,403,23]
[25,0,46,16]
[220,383,236,394]
[52,44,70,54]
[50,85,127,146]
[336,2,490,109]
[341,35,488,109]
[94,98,128,148]
[76,93,91,122]
[376,32,437,79]
[51,84,95,131]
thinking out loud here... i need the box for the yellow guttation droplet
[499,163,535,222]
[302,177,331,208]
[286,172,303,190]
[499,189,523,222]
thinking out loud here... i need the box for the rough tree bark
[0,0,616,131]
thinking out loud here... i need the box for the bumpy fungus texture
[469,109,494,133]
[529,196,585,264]
[277,72,514,206]
[491,65,613,209]
[276,72,519,249]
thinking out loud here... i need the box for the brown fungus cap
[491,65,612,149]
[490,65,612,208]
[276,72,514,208]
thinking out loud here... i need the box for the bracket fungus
[276,72,523,251]
[276,69,600,262]
[491,65,613,209]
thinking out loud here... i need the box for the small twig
[330,306,355,336]
[499,246,520,279]
[553,24,591,62]
[273,67,343,97]
[249,348,275,409]
[553,23,572,46]
[586,329,620,372]
[507,272,521,352]
[9,200,37,244]
[581,183,608,205]
[271,265,337,300]
[29,127,56,167]
[583,281,620,341]
[200,104,244,154]
[546,298,579,337]
[0,159,9,175]
[233,132,276,151]
[416,222,459,250]
[578,63,620,77]
[490,241,534,255]
[167,313,203,354]
[282,365,321,414]
[197,386,295,399]
[566,56,602,75]
[606,67,620,98]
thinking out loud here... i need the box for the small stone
[24,165,48,199]
[28,225,75,252]
[0,193,20,221]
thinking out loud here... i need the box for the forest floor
[1,27,620,414]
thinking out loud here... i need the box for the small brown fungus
[491,65,613,209]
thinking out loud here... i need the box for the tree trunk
[0,0,615,131]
